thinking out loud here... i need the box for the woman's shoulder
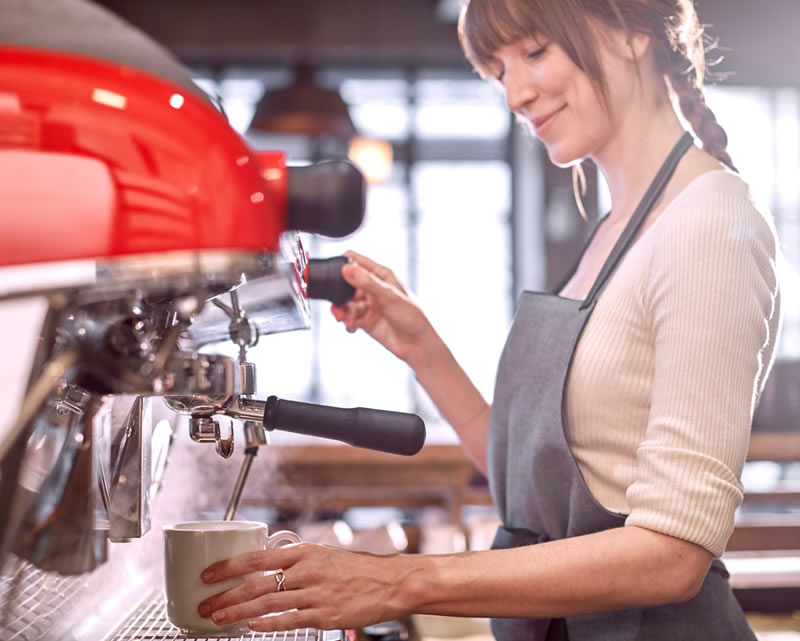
[673,166,754,207]
[658,167,778,250]
[664,145,766,218]
[644,165,781,318]
[680,168,753,201]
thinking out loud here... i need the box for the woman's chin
[544,144,584,168]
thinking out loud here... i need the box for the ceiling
[94,0,800,86]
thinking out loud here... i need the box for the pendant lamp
[248,63,393,184]
[248,63,357,140]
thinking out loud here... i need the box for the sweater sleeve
[624,189,780,557]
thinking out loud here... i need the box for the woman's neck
[592,100,688,225]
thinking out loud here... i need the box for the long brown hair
[458,0,736,171]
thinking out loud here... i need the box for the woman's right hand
[331,250,436,366]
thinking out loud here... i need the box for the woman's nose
[504,64,536,115]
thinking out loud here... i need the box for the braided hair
[656,2,737,170]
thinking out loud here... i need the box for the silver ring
[275,570,286,592]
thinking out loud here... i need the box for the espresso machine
[0,1,425,639]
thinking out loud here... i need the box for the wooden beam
[727,523,800,552]
[747,433,800,462]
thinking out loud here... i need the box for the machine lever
[262,396,425,456]
[306,256,356,306]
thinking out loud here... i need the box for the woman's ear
[602,24,651,61]
[624,31,651,61]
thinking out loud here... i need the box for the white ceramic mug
[163,521,301,636]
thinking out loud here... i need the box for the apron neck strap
[579,131,695,310]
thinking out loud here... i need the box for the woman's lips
[532,105,566,135]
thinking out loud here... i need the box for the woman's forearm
[407,333,491,474]
[392,525,712,619]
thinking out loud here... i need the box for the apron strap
[550,213,608,295]
[579,131,695,310]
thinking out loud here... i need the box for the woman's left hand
[197,541,412,633]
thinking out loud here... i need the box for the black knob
[287,160,365,238]
[263,396,425,456]
[306,256,356,306]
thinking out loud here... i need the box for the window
[703,85,800,497]
[705,85,800,359]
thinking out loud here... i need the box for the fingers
[201,546,299,584]
[199,560,311,624]
[330,301,368,331]
[331,280,373,333]
[340,262,395,301]
[198,550,318,628]
[200,550,264,584]
[199,545,392,633]
[343,250,393,280]
[202,588,302,627]
[198,573,279,616]
[343,251,402,290]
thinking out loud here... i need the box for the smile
[532,105,566,135]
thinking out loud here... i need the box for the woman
[197,1,782,638]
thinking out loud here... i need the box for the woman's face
[489,30,630,167]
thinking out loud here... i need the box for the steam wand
[219,391,428,519]
[223,420,266,521]
[216,288,261,520]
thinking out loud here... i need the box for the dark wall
[93,0,466,68]
[95,0,800,86]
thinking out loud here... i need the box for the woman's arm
[406,332,491,474]
[197,525,711,632]
[333,251,491,473]
[406,525,711,618]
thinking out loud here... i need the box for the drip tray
[109,596,343,641]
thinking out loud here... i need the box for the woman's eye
[527,46,547,60]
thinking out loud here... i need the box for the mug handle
[266,529,301,549]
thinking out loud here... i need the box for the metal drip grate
[109,596,341,641]
[0,558,87,641]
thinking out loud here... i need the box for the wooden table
[234,433,800,548]
[239,444,488,523]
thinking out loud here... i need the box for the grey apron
[487,132,756,641]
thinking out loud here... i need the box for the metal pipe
[223,447,258,521]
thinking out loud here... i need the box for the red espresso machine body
[0,2,423,640]
[0,45,287,268]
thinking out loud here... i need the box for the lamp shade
[248,64,356,140]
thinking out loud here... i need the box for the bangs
[458,0,611,102]
[458,0,548,78]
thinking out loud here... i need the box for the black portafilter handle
[306,256,356,306]
[287,160,366,238]
[263,395,426,456]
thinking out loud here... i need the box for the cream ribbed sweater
[563,170,781,557]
